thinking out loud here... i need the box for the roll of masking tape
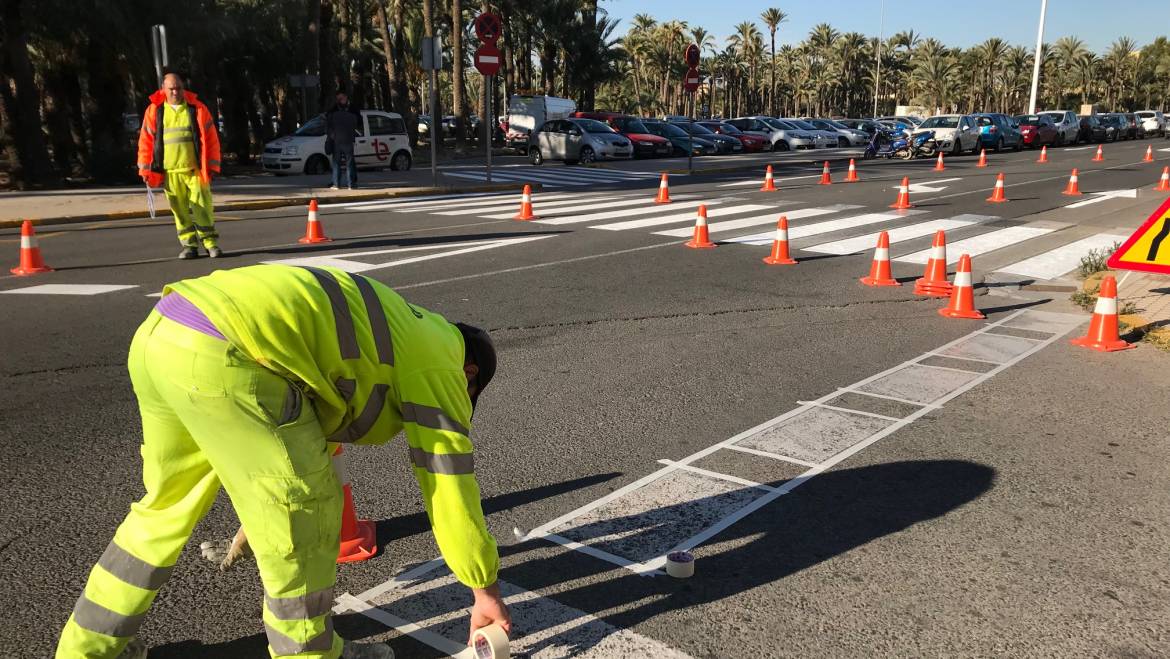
[471,624,511,659]
[665,551,695,578]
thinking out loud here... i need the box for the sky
[602,0,1163,54]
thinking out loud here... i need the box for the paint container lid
[665,551,695,578]
[472,623,511,659]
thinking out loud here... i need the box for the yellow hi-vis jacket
[166,264,498,588]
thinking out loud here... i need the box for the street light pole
[873,0,885,117]
[1027,0,1048,114]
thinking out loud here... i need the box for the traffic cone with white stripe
[1092,144,1104,162]
[684,204,716,249]
[1063,169,1083,196]
[890,177,913,209]
[938,254,985,319]
[933,152,946,171]
[760,165,777,192]
[334,446,377,563]
[762,216,796,265]
[845,159,860,182]
[986,172,1007,203]
[976,148,988,168]
[655,173,672,204]
[298,199,332,243]
[859,231,900,287]
[10,220,53,275]
[913,230,953,297]
[513,184,538,220]
[1143,145,1154,162]
[1036,146,1049,163]
[818,161,832,185]
[1156,166,1170,192]
[1070,275,1136,352]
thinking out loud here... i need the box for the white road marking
[587,203,769,231]
[262,235,553,273]
[537,199,724,227]
[321,192,506,210]
[717,173,823,188]
[896,226,1055,264]
[1063,188,1138,209]
[478,196,656,220]
[995,232,1127,280]
[802,214,994,255]
[652,204,861,238]
[0,284,138,295]
[377,192,579,210]
[899,177,962,194]
[720,209,924,246]
[1063,146,1092,151]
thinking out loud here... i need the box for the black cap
[454,323,496,408]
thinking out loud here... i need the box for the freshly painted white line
[896,226,1055,264]
[321,192,504,209]
[335,594,471,658]
[656,459,778,492]
[841,388,940,409]
[652,204,861,238]
[717,173,823,188]
[378,191,580,210]
[145,292,164,298]
[1,284,138,295]
[797,401,903,422]
[996,232,1127,279]
[263,235,554,273]
[480,170,591,186]
[479,197,658,220]
[1064,146,1092,151]
[721,444,821,468]
[720,209,924,246]
[1063,188,1138,209]
[901,177,962,194]
[914,362,988,375]
[588,203,770,231]
[423,195,619,217]
[922,351,1002,365]
[803,214,994,255]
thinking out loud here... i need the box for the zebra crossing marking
[803,214,996,255]
[652,204,863,238]
[896,226,1055,264]
[441,166,664,189]
[721,210,928,246]
[537,199,732,227]
[478,196,653,220]
[588,204,770,231]
[995,232,1128,280]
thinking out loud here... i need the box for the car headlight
[282,145,299,156]
[637,140,652,146]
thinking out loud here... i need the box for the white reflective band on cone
[695,216,707,227]
[776,229,788,240]
[931,246,945,259]
[659,180,668,188]
[521,193,530,202]
[954,270,972,287]
[471,624,510,659]
[21,236,33,249]
[873,247,890,260]
[1094,296,1118,315]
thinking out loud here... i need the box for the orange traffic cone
[762,216,797,265]
[933,152,946,171]
[298,199,332,244]
[1156,166,1170,192]
[986,172,1008,203]
[1070,275,1136,352]
[684,205,716,249]
[655,173,671,204]
[1036,146,1049,163]
[859,231,900,287]
[1063,169,1083,196]
[890,177,913,209]
[938,254,985,319]
[818,161,832,185]
[1143,145,1154,162]
[10,220,53,275]
[333,446,377,563]
[976,148,988,168]
[513,184,538,220]
[1092,145,1104,162]
[760,165,777,192]
[913,230,953,298]
[844,159,860,182]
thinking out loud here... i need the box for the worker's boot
[178,246,199,259]
[206,246,223,258]
[120,638,148,659]
[341,641,395,659]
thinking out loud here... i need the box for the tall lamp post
[873,0,885,117]
[1027,0,1048,114]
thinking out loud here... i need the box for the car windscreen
[615,118,650,133]
[676,122,715,135]
[1136,111,1154,118]
[295,115,327,136]
[574,119,615,134]
[920,117,959,129]
[714,122,742,134]
[1014,115,1042,125]
[787,119,818,130]
[1040,112,1064,122]
[976,116,995,126]
[650,122,688,138]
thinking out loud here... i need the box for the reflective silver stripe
[162,136,194,145]
[137,162,150,169]
[401,402,469,436]
[335,377,356,401]
[265,587,334,621]
[350,275,394,365]
[71,594,146,638]
[208,159,221,167]
[265,616,334,654]
[299,267,359,360]
[96,541,173,590]
[409,446,474,475]
[163,126,191,134]
[328,383,389,443]
[144,126,155,136]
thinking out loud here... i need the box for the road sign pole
[430,68,438,187]
[486,76,492,183]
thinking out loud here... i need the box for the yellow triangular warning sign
[1107,196,1170,274]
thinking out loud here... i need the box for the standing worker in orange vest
[137,72,224,259]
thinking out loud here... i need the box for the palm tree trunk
[452,0,467,150]
[0,0,54,185]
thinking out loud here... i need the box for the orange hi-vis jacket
[137,89,221,188]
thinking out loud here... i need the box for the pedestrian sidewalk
[1119,270,1170,335]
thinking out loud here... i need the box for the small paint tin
[665,551,695,578]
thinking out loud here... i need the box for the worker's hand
[199,526,252,571]
[468,581,511,643]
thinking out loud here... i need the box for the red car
[571,111,672,158]
[1013,114,1058,147]
[698,120,768,152]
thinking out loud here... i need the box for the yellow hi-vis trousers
[56,312,344,659]
[164,170,218,249]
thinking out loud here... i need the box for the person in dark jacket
[325,92,361,189]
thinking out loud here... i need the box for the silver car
[781,118,837,149]
[727,116,812,151]
[1136,110,1166,137]
[803,118,870,147]
[530,118,633,165]
[1038,110,1080,145]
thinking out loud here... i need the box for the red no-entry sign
[475,43,501,76]
[684,67,700,93]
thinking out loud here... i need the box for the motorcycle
[863,129,898,159]
[890,129,937,160]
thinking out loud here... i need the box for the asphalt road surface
[3,139,1169,658]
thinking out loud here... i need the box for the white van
[261,110,413,175]
[503,95,576,154]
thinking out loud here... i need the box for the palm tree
[760,8,787,116]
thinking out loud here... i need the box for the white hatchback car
[262,110,413,175]
[1136,110,1166,137]
[915,114,982,155]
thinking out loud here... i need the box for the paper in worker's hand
[146,185,157,219]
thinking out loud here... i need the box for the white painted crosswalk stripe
[896,226,1055,264]
[479,196,653,220]
[802,214,994,255]
[440,167,664,189]
[327,192,504,210]
[424,193,623,216]
[588,204,769,231]
[653,204,861,238]
[539,200,727,227]
[721,210,923,246]
[366,192,578,212]
[995,233,1127,280]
